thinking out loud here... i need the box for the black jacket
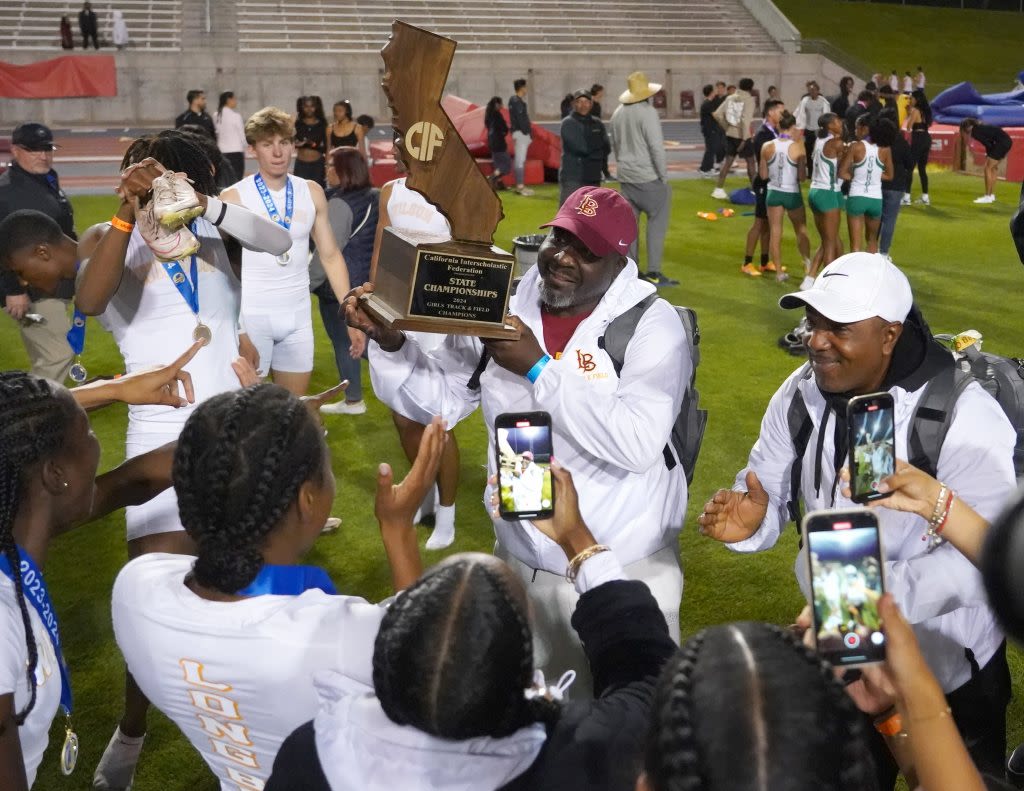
[560,112,611,185]
[0,163,76,301]
[883,133,915,193]
[266,579,676,791]
[508,94,531,136]
[174,109,217,141]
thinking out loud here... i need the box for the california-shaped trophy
[363,21,519,339]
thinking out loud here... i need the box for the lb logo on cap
[575,194,599,217]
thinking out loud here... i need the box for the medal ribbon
[236,564,338,597]
[161,223,200,320]
[66,260,87,367]
[0,547,73,716]
[254,174,293,229]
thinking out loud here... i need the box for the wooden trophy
[363,21,519,339]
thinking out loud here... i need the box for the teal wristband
[525,354,552,384]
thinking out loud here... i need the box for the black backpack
[785,338,1024,525]
[469,293,707,485]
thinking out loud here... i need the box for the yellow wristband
[109,215,135,233]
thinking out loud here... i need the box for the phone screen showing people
[847,392,895,503]
[495,412,554,521]
[804,509,886,666]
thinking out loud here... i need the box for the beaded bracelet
[922,483,950,544]
[934,490,955,535]
[566,544,611,584]
[109,215,134,233]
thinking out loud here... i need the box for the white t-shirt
[112,554,385,791]
[215,106,248,155]
[0,574,62,788]
[232,174,316,315]
[93,217,242,438]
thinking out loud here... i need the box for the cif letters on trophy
[363,21,519,339]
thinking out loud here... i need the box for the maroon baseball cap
[540,187,637,257]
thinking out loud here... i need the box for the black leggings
[293,157,326,189]
[911,132,931,194]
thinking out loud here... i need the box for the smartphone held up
[804,508,887,666]
[495,411,554,521]
[847,392,895,504]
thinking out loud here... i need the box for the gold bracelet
[566,544,611,584]
[109,215,135,233]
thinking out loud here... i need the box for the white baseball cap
[779,253,913,323]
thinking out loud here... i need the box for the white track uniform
[385,179,451,355]
[1,575,62,787]
[92,218,241,539]
[811,135,840,191]
[233,174,316,374]
[112,554,385,791]
[848,141,884,199]
[767,138,801,194]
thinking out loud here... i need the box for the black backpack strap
[907,367,973,479]
[467,349,491,392]
[786,364,814,526]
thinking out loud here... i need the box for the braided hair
[644,622,878,791]
[0,372,77,724]
[172,384,327,594]
[373,555,560,740]
[120,129,217,196]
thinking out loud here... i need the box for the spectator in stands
[960,118,1013,205]
[831,75,855,119]
[349,187,690,696]
[558,90,609,205]
[711,77,756,200]
[174,89,216,141]
[590,83,605,119]
[78,1,99,49]
[294,96,329,189]
[699,254,1015,790]
[312,146,377,416]
[0,123,76,384]
[60,16,74,49]
[112,9,129,50]
[795,80,830,156]
[215,91,247,182]
[641,621,878,791]
[484,96,512,190]
[509,78,534,196]
[904,89,932,206]
[611,71,677,288]
[698,84,724,177]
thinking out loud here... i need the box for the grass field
[2,171,1023,790]
[776,0,1024,93]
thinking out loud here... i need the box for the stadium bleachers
[0,1,183,51]
[236,0,782,54]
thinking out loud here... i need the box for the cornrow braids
[0,372,76,724]
[172,384,326,594]
[645,622,878,791]
[373,556,560,741]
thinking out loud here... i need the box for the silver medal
[69,362,88,383]
[61,725,79,775]
[192,322,213,346]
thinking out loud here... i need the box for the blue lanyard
[66,309,87,356]
[0,547,73,716]
[254,174,293,229]
[161,224,200,318]
[236,564,337,596]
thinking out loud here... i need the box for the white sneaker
[320,517,342,534]
[799,275,815,291]
[515,186,535,196]
[973,194,996,204]
[151,171,203,229]
[916,194,930,206]
[900,194,911,206]
[135,200,200,263]
[319,399,367,415]
[711,187,728,200]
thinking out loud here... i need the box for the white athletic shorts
[243,307,315,375]
[126,429,184,540]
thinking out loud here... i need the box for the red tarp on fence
[0,55,117,99]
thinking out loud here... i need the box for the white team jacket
[369,260,689,573]
[729,363,1016,692]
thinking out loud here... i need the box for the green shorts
[846,195,883,218]
[809,188,843,213]
[766,189,803,211]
